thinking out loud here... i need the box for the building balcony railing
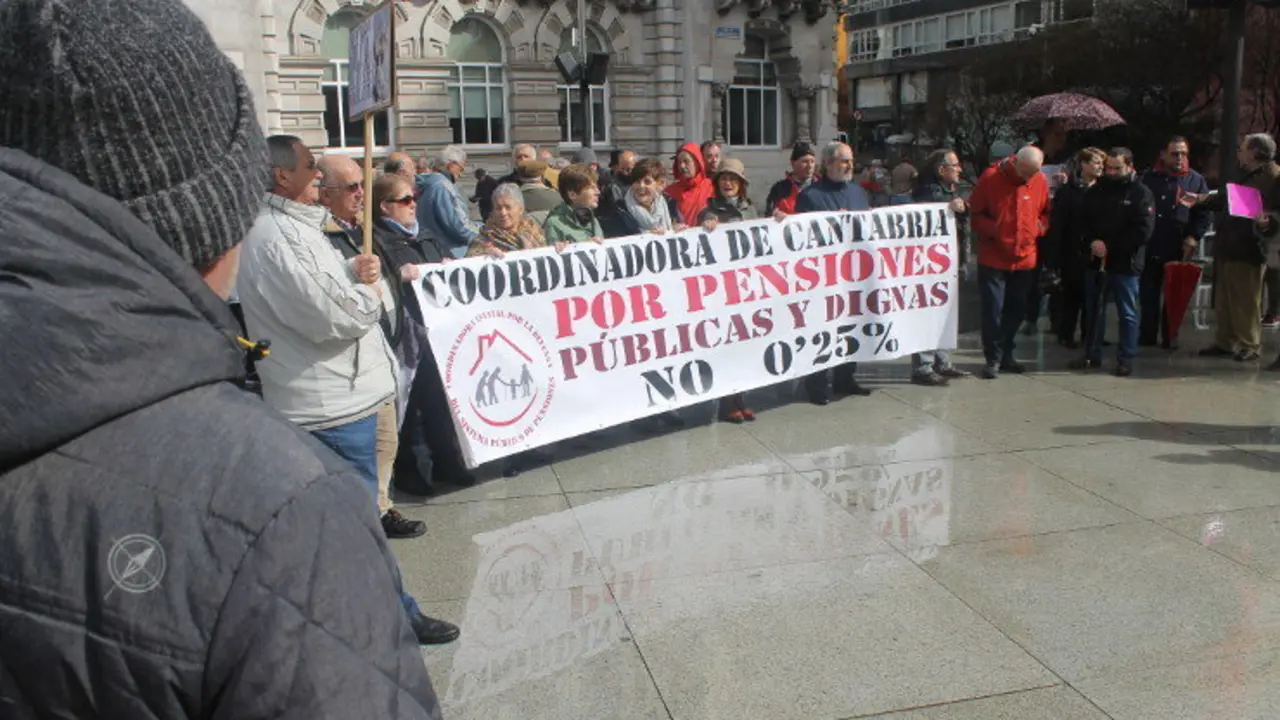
[840,0,923,14]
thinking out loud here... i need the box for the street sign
[715,26,742,39]
[347,4,395,119]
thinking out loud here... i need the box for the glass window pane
[462,66,486,83]
[447,66,460,82]
[559,90,571,142]
[763,89,778,146]
[489,86,504,124]
[727,89,745,146]
[323,86,343,148]
[341,87,361,147]
[733,61,761,85]
[448,86,463,143]
[489,66,504,83]
[490,114,505,144]
[322,9,363,60]
[448,17,503,63]
[591,89,606,143]
[463,87,487,117]
[374,110,390,146]
[322,63,337,83]
[746,89,763,146]
[762,61,777,86]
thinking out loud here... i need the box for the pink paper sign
[1227,183,1264,218]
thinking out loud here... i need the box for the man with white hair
[1200,132,1280,363]
[969,145,1051,379]
[794,141,873,404]
[497,143,538,186]
[416,144,480,258]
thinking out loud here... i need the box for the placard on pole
[347,3,396,255]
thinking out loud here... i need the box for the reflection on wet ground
[396,325,1280,719]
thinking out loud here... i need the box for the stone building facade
[186,0,841,203]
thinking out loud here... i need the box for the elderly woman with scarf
[466,183,549,258]
[599,158,686,238]
[695,158,761,424]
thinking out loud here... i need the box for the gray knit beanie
[0,0,269,269]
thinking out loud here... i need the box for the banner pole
[361,111,375,257]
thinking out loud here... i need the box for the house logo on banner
[445,309,556,449]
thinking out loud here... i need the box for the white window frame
[556,83,611,148]
[446,62,508,149]
[321,58,395,155]
[849,28,883,63]
[724,48,782,149]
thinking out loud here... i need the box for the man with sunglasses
[1139,136,1211,349]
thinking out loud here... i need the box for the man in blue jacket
[1139,136,1210,348]
[417,144,481,258]
[795,141,873,404]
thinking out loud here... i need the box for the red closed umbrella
[1163,261,1204,343]
[1011,92,1126,132]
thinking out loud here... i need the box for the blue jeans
[978,266,1035,367]
[312,414,423,619]
[1085,272,1139,364]
[911,349,953,376]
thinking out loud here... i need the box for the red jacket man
[969,147,1051,378]
[971,154,1051,270]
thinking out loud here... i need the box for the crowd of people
[3,0,1279,718]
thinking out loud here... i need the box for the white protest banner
[413,205,959,468]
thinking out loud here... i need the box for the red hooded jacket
[970,158,1051,271]
[665,142,715,225]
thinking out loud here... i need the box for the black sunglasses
[386,195,416,205]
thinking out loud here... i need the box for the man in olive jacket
[0,0,442,717]
[1198,133,1280,362]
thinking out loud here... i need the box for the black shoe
[937,366,973,379]
[1199,345,1234,358]
[834,380,873,397]
[1115,363,1133,377]
[381,509,427,539]
[980,365,998,380]
[911,372,950,387]
[999,361,1028,374]
[1067,358,1100,371]
[809,394,831,406]
[410,612,460,645]
[1235,349,1262,362]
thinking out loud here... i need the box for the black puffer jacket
[1081,174,1157,275]
[0,149,442,719]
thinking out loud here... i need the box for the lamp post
[577,0,593,149]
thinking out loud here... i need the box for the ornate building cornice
[715,0,834,25]
[508,0,657,11]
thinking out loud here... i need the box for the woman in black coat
[1044,148,1105,348]
[370,173,475,493]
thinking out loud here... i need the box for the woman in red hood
[665,142,715,226]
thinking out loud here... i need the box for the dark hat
[791,142,816,162]
[0,0,269,269]
[572,147,598,165]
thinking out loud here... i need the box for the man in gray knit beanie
[0,0,444,717]
[0,0,267,270]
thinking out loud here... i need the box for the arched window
[321,9,392,151]
[447,17,506,146]
[556,27,610,146]
[723,35,780,148]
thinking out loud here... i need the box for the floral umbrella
[1011,92,1126,131]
